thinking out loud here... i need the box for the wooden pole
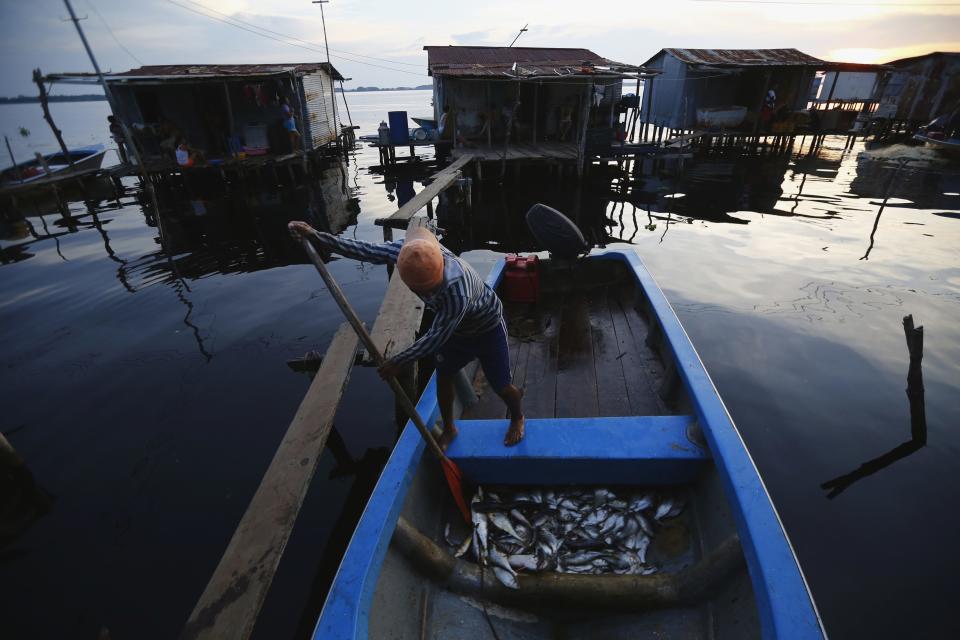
[532,81,539,145]
[300,238,449,462]
[5,135,23,181]
[32,69,74,168]
[577,80,592,177]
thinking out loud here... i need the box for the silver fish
[488,545,517,575]
[455,533,473,558]
[593,488,616,506]
[599,513,624,537]
[562,550,604,565]
[629,494,653,512]
[609,499,628,510]
[492,566,519,589]
[621,515,640,538]
[508,554,538,571]
[636,512,655,536]
[474,516,489,557]
[510,508,532,529]
[585,507,610,526]
[488,512,525,541]
[655,498,675,521]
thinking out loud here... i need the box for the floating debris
[449,486,684,589]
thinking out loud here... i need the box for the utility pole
[62,0,172,275]
[509,24,528,47]
[311,1,341,131]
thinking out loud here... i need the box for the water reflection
[820,315,927,499]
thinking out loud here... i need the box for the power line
[690,0,959,5]
[85,0,143,65]
[165,0,427,77]
[176,0,424,69]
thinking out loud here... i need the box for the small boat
[1,144,108,188]
[696,106,748,129]
[315,220,824,638]
[913,134,960,159]
[411,116,438,131]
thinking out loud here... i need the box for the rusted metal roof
[424,46,650,78]
[105,63,344,81]
[645,48,826,68]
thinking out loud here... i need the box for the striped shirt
[311,231,504,365]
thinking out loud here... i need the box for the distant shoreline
[338,85,431,93]
[0,95,107,104]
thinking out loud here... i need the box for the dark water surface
[2,92,959,639]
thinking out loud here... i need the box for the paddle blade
[441,458,471,523]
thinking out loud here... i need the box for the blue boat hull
[314,251,824,639]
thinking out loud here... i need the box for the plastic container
[388,111,409,145]
[502,254,540,303]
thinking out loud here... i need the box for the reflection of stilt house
[48,63,344,174]
[424,46,651,175]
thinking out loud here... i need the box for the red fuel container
[502,254,540,303]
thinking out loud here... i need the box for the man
[107,116,128,163]
[288,221,525,449]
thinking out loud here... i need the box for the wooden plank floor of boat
[463,284,669,420]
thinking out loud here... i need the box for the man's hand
[377,359,402,381]
[288,220,316,241]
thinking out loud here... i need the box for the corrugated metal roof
[646,48,826,68]
[106,63,344,81]
[426,46,605,66]
[424,46,648,78]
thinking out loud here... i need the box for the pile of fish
[445,486,684,589]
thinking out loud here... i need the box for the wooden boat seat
[446,415,709,485]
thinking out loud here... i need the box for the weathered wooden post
[32,68,74,168]
[4,135,23,181]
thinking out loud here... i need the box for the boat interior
[370,257,761,639]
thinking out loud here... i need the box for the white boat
[1,144,108,189]
[696,106,748,129]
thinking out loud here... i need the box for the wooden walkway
[375,154,474,229]
[182,221,428,639]
[452,142,578,162]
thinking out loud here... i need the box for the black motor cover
[525,203,589,259]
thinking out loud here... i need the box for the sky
[1,0,958,96]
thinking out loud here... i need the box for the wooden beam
[182,322,359,640]
[32,68,74,168]
[375,154,474,228]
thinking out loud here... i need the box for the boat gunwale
[313,251,825,639]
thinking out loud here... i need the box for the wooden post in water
[5,135,23,181]
[577,80,592,177]
[32,69,74,168]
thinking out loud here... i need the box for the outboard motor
[524,203,589,259]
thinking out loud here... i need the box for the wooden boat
[1,144,108,189]
[315,250,824,639]
[913,134,960,159]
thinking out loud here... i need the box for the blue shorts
[283,117,298,133]
[435,322,511,392]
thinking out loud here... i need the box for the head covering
[397,226,444,291]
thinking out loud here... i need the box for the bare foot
[503,416,525,446]
[438,424,458,452]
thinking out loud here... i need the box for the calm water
[2,91,959,639]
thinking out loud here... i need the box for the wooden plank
[608,288,666,416]
[588,288,632,417]
[555,293,599,418]
[375,154,474,228]
[182,323,359,640]
[519,299,560,419]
